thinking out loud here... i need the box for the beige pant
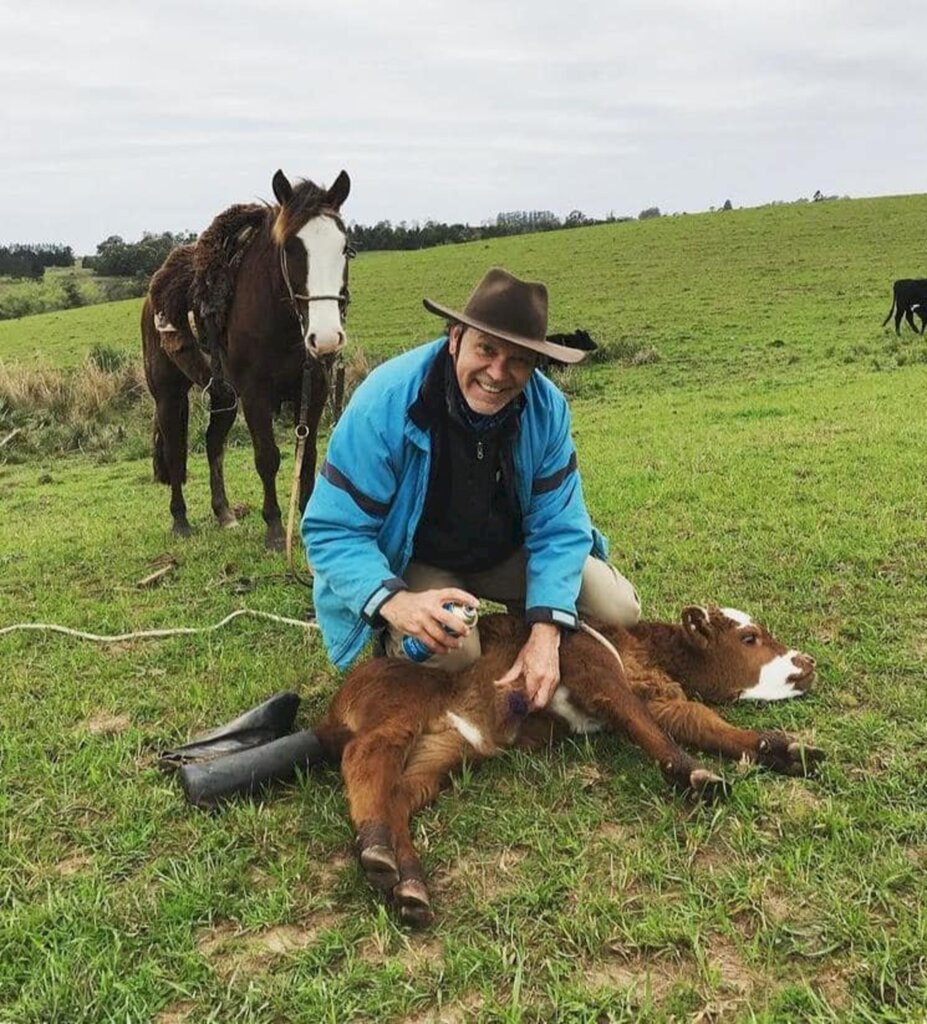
[384,549,640,671]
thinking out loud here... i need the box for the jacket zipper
[476,440,484,460]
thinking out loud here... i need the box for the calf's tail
[881,297,896,327]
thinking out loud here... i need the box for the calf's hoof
[393,879,434,928]
[662,759,730,803]
[687,767,730,803]
[172,520,192,538]
[757,733,826,777]
[357,825,400,891]
[215,509,239,529]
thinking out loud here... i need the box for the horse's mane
[271,178,333,246]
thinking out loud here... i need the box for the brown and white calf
[313,605,822,926]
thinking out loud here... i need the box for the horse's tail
[152,420,171,484]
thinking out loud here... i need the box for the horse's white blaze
[446,712,489,751]
[720,608,753,627]
[550,687,604,734]
[739,650,805,701]
[296,215,347,354]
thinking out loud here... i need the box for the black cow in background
[882,279,927,334]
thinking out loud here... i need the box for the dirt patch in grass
[813,963,855,1014]
[703,934,757,997]
[359,932,444,971]
[431,844,529,905]
[78,711,131,735]
[585,952,693,1003]
[153,1002,195,1024]
[401,993,483,1024]
[196,913,342,977]
[56,853,93,876]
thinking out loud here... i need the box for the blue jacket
[302,338,608,669]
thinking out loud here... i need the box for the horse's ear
[272,169,293,204]
[326,170,351,210]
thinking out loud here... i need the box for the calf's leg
[645,698,825,776]
[560,640,727,800]
[340,729,418,893]
[385,730,472,927]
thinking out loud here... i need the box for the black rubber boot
[179,729,326,809]
[159,691,301,768]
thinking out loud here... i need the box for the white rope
[0,608,319,644]
[578,620,626,672]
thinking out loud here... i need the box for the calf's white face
[718,607,816,702]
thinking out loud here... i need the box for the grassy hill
[2,194,926,1022]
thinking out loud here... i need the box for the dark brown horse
[141,169,352,548]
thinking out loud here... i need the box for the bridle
[278,210,354,347]
[279,209,355,583]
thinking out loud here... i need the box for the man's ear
[448,323,462,357]
[681,606,712,649]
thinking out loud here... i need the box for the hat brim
[422,298,587,365]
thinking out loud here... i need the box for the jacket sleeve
[519,389,593,628]
[301,379,407,624]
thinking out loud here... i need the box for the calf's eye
[741,634,758,645]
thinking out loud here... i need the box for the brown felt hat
[423,267,587,364]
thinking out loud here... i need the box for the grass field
[2,195,927,1023]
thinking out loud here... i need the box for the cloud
[3,0,927,251]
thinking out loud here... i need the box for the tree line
[0,244,74,279]
[347,209,636,252]
[82,231,197,277]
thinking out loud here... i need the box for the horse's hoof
[394,879,433,928]
[359,845,400,891]
[264,530,285,552]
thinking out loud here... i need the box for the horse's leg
[205,383,238,528]
[241,386,284,550]
[297,362,326,512]
[153,383,193,537]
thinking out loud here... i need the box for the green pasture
[2,195,927,1022]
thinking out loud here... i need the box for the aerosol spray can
[401,603,479,663]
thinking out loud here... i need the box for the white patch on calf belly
[445,711,489,752]
[549,687,604,734]
[739,651,804,701]
[720,607,753,626]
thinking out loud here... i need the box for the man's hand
[494,622,561,710]
[379,588,479,656]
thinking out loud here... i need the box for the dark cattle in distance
[882,278,927,335]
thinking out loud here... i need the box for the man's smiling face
[449,326,536,415]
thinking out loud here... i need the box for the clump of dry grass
[0,349,149,460]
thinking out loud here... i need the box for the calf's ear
[681,606,712,649]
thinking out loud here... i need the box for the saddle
[149,203,266,358]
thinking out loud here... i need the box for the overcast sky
[3,0,924,254]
